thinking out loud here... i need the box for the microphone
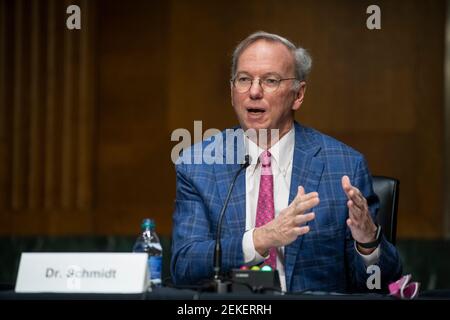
[213,154,251,293]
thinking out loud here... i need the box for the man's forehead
[236,40,295,73]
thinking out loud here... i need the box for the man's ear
[230,83,234,106]
[292,81,306,111]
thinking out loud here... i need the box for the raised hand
[341,175,378,253]
[253,186,319,256]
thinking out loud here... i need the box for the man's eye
[237,77,251,83]
[264,78,279,85]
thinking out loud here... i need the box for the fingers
[292,186,306,203]
[289,186,320,214]
[296,186,318,202]
[346,218,353,228]
[347,200,373,229]
[342,176,366,211]
[296,197,320,215]
[349,189,366,209]
[298,185,305,197]
[294,212,315,225]
[287,186,303,209]
[292,226,310,237]
[347,200,364,223]
[347,189,368,213]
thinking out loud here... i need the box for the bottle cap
[141,218,155,230]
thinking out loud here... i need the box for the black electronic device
[231,269,281,293]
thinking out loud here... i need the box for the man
[171,31,402,293]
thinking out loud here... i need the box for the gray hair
[231,31,312,82]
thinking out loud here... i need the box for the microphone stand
[213,155,251,293]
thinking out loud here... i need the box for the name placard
[15,252,148,293]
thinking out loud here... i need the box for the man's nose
[249,79,263,99]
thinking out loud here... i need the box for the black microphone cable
[213,155,251,289]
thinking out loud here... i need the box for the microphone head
[243,155,251,168]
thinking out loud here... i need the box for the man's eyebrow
[235,71,282,77]
[262,72,282,78]
[235,71,251,76]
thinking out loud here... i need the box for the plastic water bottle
[133,218,163,290]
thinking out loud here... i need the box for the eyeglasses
[231,75,298,93]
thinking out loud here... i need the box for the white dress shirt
[241,125,380,292]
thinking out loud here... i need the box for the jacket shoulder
[302,126,365,160]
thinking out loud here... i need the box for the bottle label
[148,256,162,283]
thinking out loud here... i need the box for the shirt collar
[245,126,295,176]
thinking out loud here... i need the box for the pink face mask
[388,274,420,299]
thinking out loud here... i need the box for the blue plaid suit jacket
[171,122,402,293]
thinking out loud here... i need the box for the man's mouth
[246,107,266,114]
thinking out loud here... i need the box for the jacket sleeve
[170,163,245,285]
[345,156,403,292]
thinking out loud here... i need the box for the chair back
[372,176,399,245]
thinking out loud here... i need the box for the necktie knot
[260,150,271,167]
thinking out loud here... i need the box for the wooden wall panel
[95,0,173,235]
[0,0,95,234]
[0,0,7,233]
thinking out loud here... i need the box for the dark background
[0,0,448,289]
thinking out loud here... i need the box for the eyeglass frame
[230,74,300,93]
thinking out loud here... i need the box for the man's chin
[242,121,271,131]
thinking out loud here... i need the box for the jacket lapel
[284,122,324,290]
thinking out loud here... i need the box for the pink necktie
[255,150,276,269]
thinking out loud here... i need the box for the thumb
[298,185,305,197]
[341,175,352,192]
[290,186,305,208]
